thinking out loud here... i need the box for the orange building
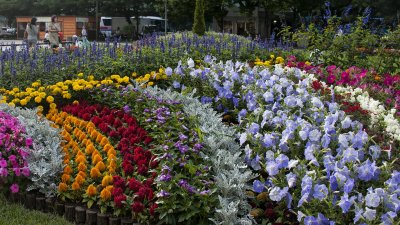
[16,16,96,41]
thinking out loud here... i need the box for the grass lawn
[0,194,73,225]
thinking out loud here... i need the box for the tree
[193,0,206,35]
[206,0,233,32]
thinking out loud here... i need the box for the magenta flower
[0,159,7,168]
[25,138,33,147]
[21,167,30,177]
[10,183,19,193]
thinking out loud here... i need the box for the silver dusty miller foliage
[136,86,257,225]
[0,103,64,197]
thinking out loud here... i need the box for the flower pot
[17,192,26,205]
[75,206,86,224]
[97,213,110,225]
[109,217,121,225]
[25,192,36,209]
[120,218,134,225]
[9,192,19,203]
[55,202,65,216]
[86,209,98,225]
[64,204,76,222]
[45,197,55,213]
[35,196,46,212]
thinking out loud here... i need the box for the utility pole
[164,0,167,34]
[95,0,99,41]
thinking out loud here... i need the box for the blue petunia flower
[253,180,265,193]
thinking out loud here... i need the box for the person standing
[81,25,87,40]
[25,17,38,48]
[48,15,61,48]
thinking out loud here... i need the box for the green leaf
[87,200,94,208]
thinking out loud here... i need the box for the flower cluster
[61,101,158,220]
[0,110,32,194]
[254,55,285,67]
[46,108,117,211]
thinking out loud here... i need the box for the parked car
[0,27,15,38]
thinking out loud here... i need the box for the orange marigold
[63,165,73,174]
[100,137,109,147]
[78,163,87,172]
[92,154,103,165]
[78,171,87,178]
[86,184,97,197]
[75,155,87,164]
[58,182,68,192]
[96,161,106,172]
[61,174,71,183]
[85,144,95,155]
[71,181,81,191]
[75,174,85,185]
[90,167,101,179]
[100,188,111,201]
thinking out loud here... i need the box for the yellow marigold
[92,154,103,165]
[58,182,68,192]
[122,76,129,83]
[39,92,46,98]
[8,102,15,107]
[374,76,381,81]
[37,105,44,112]
[71,181,81,191]
[96,161,106,172]
[61,174,71,183]
[20,99,28,106]
[31,81,41,87]
[305,61,311,66]
[100,188,111,201]
[78,163,87,172]
[95,134,103,143]
[86,184,97,197]
[75,174,85,184]
[77,72,84,77]
[90,167,101,179]
[101,175,113,187]
[46,95,54,103]
[63,93,72,99]
[34,96,42,103]
[148,82,154,86]
[50,103,57,109]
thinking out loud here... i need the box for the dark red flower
[149,203,158,216]
[114,195,126,208]
[264,208,276,219]
[144,136,152,145]
[128,178,142,192]
[109,130,119,138]
[82,113,91,121]
[113,176,126,189]
[122,162,134,175]
[113,119,123,128]
[91,116,102,126]
[112,187,124,197]
[98,123,110,133]
[137,165,148,176]
[131,201,144,213]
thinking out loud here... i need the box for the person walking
[25,17,38,48]
[48,15,61,48]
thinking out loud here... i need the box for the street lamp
[164,0,167,34]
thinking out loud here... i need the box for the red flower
[144,136,152,145]
[109,130,119,138]
[113,176,126,189]
[91,116,102,126]
[149,203,158,216]
[114,195,126,208]
[113,119,123,128]
[131,201,144,213]
[150,159,159,169]
[82,113,91,121]
[122,162,134,174]
[137,165,148,176]
[98,123,110,133]
[112,187,124,196]
[128,178,142,192]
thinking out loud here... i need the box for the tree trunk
[264,8,272,38]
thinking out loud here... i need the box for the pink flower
[21,167,30,177]
[0,168,8,177]
[327,75,336,84]
[13,167,21,176]
[10,183,19,193]
[0,159,7,168]
[25,138,33,147]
